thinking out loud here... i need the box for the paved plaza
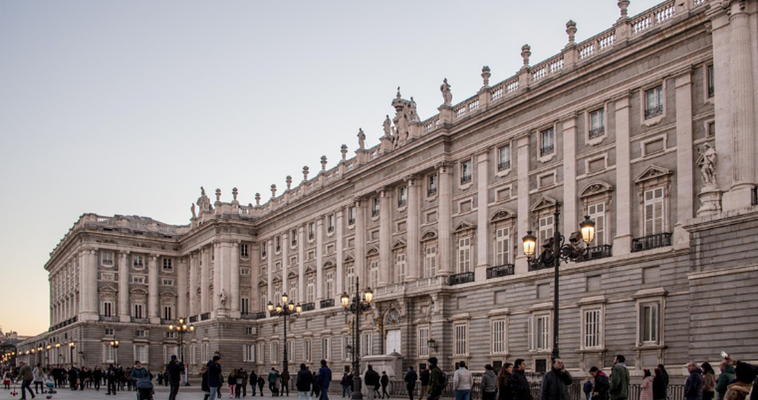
[0,387,396,400]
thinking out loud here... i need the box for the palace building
[18,0,758,379]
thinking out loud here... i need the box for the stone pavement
[0,387,396,400]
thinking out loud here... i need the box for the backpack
[439,369,447,388]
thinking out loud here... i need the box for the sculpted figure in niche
[440,78,452,106]
[357,128,366,149]
[219,289,227,305]
[698,143,717,186]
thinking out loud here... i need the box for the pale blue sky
[0,0,663,336]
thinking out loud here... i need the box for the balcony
[497,160,511,171]
[449,271,475,285]
[200,313,210,321]
[644,104,664,119]
[301,302,316,312]
[632,233,672,252]
[540,144,554,156]
[588,126,605,139]
[132,318,149,324]
[188,315,198,323]
[460,174,472,185]
[427,187,437,196]
[251,312,267,320]
[578,245,613,262]
[486,264,515,279]
[320,299,335,308]
[99,315,119,322]
[348,218,355,225]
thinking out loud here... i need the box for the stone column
[354,198,367,284]
[281,233,288,300]
[213,243,222,313]
[563,116,578,231]
[316,218,324,299]
[675,70,695,248]
[230,242,240,318]
[722,1,757,211]
[515,136,530,274]
[81,249,98,321]
[406,176,420,281]
[200,247,209,314]
[335,209,344,301]
[119,251,130,322]
[475,150,489,281]
[379,188,391,286]
[188,252,198,317]
[298,226,306,303]
[148,255,160,323]
[267,240,274,308]
[614,95,633,255]
[437,163,453,275]
[177,256,188,318]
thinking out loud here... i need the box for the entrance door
[386,329,401,355]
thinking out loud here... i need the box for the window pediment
[130,288,148,296]
[160,290,177,298]
[323,260,335,269]
[344,255,355,264]
[98,285,117,294]
[366,247,379,257]
[489,209,516,223]
[287,271,297,279]
[530,196,558,213]
[391,239,407,250]
[579,181,614,199]
[634,165,672,184]
[421,230,438,242]
[453,220,476,234]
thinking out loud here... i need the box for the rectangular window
[104,344,115,363]
[539,215,554,250]
[361,333,373,356]
[271,342,279,363]
[161,279,174,286]
[583,308,602,349]
[135,329,145,337]
[133,304,144,319]
[326,272,335,300]
[453,323,467,356]
[707,64,714,98]
[291,229,298,246]
[328,215,335,233]
[645,86,664,118]
[165,331,176,339]
[307,276,315,303]
[240,244,249,258]
[134,345,148,364]
[241,297,250,315]
[346,266,355,294]
[162,258,173,272]
[398,186,408,207]
[304,339,312,362]
[457,237,471,273]
[245,327,253,335]
[348,207,356,225]
[460,160,472,184]
[425,245,437,278]
[322,337,331,361]
[240,268,250,276]
[541,128,555,156]
[428,173,438,196]
[105,328,114,336]
[395,253,406,283]
[640,303,660,344]
[492,319,507,354]
[417,326,429,357]
[288,340,295,362]
[163,306,172,320]
[498,144,511,171]
[133,255,144,269]
[102,251,114,266]
[243,344,255,362]
[495,227,510,266]
[256,343,263,363]
[589,109,605,138]
[587,203,606,246]
[535,314,551,351]
[275,236,281,252]
[372,197,380,217]
[102,301,113,317]
[343,336,352,361]
[644,188,665,235]
[369,261,379,289]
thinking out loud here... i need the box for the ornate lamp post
[109,339,120,365]
[267,293,301,377]
[68,342,75,365]
[340,277,373,400]
[168,317,195,386]
[522,202,595,360]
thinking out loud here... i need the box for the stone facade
[17,0,758,381]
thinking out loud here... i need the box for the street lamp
[267,293,301,376]
[340,277,373,400]
[522,202,595,360]
[109,339,119,365]
[68,342,75,365]
[168,317,195,386]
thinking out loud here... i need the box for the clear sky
[0,0,663,336]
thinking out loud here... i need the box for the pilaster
[200,247,209,314]
[298,225,306,304]
[316,218,324,299]
[562,116,578,232]
[406,176,420,281]
[281,233,288,299]
[379,188,392,286]
[213,243,222,314]
[475,150,490,282]
[515,136,530,275]
[355,198,367,282]
[177,256,188,318]
[267,240,274,308]
[335,209,344,303]
[437,162,453,275]
[614,94,633,255]
[118,251,130,322]
[188,252,198,317]
[148,255,160,324]
[674,70,696,249]
[230,242,240,318]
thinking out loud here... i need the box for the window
[460,160,472,184]
[261,245,267,258]
[541,128,555,156]
[135,329,146,337]
[304,339,312,362]
[102,301,113,317]
[457,237,471,273]
[343,336,352,361]
[133,304,144,319]
[397,186,408,207]
[417,326,429,357]
[105,328,114,336]
[491,319,507,354]
[539,215,554,250]
[291,229,298,246]
[165,331,176,339]
[708,121,715,136]
[240,268,250,276]
[288,340,295,362]
[533,314,551,351]
[348,207,356,225]
[162,279,174,286]
[583,308,603,349]
[245,327,253,335]
[322,337,331,360]
[644,188,665,235]
[240,244,249,258]
[587,203,606,246]
[498,144,511,171]
[589,109,605,138]
[640,302,660,345]
[428,173,438,196]
[494,227,510,266]
[133,255,144,269]
[707,64,714,98]
[271,342,279,363]
[424,244,437,278]
[326,272,335,300]
[104,344,115,363]
[453,323,468,356]
[372,197,380,217]
[395,253,406,283]
[275,236,281,253]
[256,343,263,363]
[346,265,355,293]
[369,261,379,289]
[102,251,114,266]
[327,215,335,233]
[361,333,373,356]
[162,258,173,272]
[134,345,148,364]
[163,306,172,320]
[309,223,315,240]
[243,345,255,362]
[645,86,664,118]
[307,276,315,303]
[241,297,250,315]
[260,294,267,312]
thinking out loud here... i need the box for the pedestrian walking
[640,370,654,400]
[589,367,609,400]
[584,378,593,400]
[166,354,185,400]
[106,363,118,395]
[297,364,314,400]
[511,360,531,400]
[241,368,249,398]
[317,360,332,400]
[250,369,258,396]
[405,366,418,400]
[365,365,380,400]
[381,371,390,399]
[609,355,630,400]
[685,362,704,400]
[419,366,430,400]
[481,364,497,400]
[282,369,291,397]
[32,363,45,394]
[269,368,280,396]
[17,361,35,400]
[207,355,223,400]
[258,375,266,396]
[341,371,353,398]
[229,369,238,398]
[653,368,667,400]
[201,364,211,400]
[453,361,473,400]
[427,357,444,400]
[540,358,572,400]
[497,362,514,400]
[702,363,716,400]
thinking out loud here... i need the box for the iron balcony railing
[578,245,613,262]
[200,313,210,321]
[428,187,438,196]
[449,271,475,285]
[320,299,335,308]
[541,144,554,156]
[588,126,605,138]
[486,264,515,279]
[188,315,198,323]
[251,311,267,320]
[632,232,672,252]
[644,104,664,118]
[301,302,316,312]
[497,160,511,171]
[460,174,472,184]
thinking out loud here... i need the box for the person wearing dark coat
[497,363,515,400]
[316,360,332,400]
[207,355,223,400]
[590,367,610,400]
[258,376,266,396]
[405,366,419,400]
[250,370,258,396]
[201,364,211,400]
[685,362,704,400]
[653,367,668,400]
[297,364,314,399]
[166,355,185,400]
[512,360,531,400]
[541,358,572,400]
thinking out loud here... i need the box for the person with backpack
[427,357,446,400]
[106,364,118,395]
[365,365,381,400]
[381,371,390,399]
[405,366,418,400]
[297,363,314,400]
[419,366,430,400]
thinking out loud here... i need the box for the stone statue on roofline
[440,78,452,106]
[357,128,366,149]
[383,115,392,138]
[196,186,212,213]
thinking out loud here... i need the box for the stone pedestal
[697,187,723,217]
[361,352,403,378]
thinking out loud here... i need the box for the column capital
[725,0,748,17]
[435,161,454,174]
[119,250,130,256]
[611,90,633,105]
[674,66,695,86]
[403,174,418,184]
